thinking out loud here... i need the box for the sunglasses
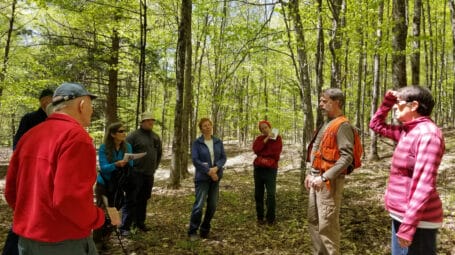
[117,130,126,133]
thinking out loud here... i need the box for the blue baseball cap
[52,82,97,105]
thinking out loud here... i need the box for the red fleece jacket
[5,113,104,242]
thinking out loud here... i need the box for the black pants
[2,228,19,255]
[92,184,114,248]
[120,172,154,230]
[253,167,277,223]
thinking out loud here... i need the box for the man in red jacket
[5,82,104,255]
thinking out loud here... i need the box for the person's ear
[410,100,419,112]
[79,99,86,113]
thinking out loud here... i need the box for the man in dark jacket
[13,88,53,149]
[3,88,53,255]
[119,112,162,236]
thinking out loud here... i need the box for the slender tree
[169,0,192,188]
[449,0,455,126]
[315,0,324,128]
[327,0,344,88]
[0,0,17,97]
[369,0,385,161]
[392,0,407,88]
[282,0,314,186]
[411,0,422,85]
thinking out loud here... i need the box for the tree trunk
[106,29,120,125]
[328,0,344,89]
[139,0,147,112]
[449,0,455,126]
[181,0,193,180]
[424,0,434,90]
[315,0,325,128]
[0,0,17,97]
[285,0,314,187]
[436,0,448,125]
[369,0,384,161]
[392,0,407,88]
[169,0,192,189]
[411,0,422,85]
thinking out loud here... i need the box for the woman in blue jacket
[188,118,227,240]
[94,122,133,249]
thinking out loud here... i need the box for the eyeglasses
[117,130,126,133]
[396,100,410,106]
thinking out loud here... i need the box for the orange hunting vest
[311,116,349,172]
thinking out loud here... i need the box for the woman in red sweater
[252,120,283,225]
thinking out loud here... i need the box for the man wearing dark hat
[119,111,162,236]
[2,88,54,255]
[5,82,104,255]
[12,88,53,149]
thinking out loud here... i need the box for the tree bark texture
[411,0,422,85]
[0,0,17,97]
[169,0,192,188]
[106,29,120,125]
[392,0,407,88]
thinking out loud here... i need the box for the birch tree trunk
[369,0,384,161]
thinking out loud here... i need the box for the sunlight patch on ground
[154,151,257,181]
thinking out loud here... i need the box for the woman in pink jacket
[369,86,445,255]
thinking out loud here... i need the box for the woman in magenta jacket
[369,86,445,255]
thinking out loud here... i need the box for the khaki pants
[308,175,345,255]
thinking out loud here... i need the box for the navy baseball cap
[52,82,97,105]
[39,88,54,99]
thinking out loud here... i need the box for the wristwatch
[321,175,328,182]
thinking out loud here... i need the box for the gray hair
[52,100,71,112]
[323,88,345,108]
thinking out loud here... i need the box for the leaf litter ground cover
[0,133,454,254]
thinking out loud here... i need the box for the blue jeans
[188,180,220,236]
[391,219,437,255]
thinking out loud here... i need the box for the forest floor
[0,131,454,255]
